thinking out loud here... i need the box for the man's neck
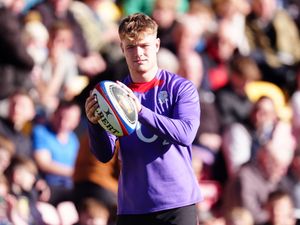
[130,67,159,83]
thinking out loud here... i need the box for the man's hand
[116,80,142,112]
[85,92,100,124]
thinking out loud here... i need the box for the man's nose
[135,46,143,56]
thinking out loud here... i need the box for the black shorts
[117,204,198,225]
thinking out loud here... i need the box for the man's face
[53,105,81,133]
[15,166,36,192]
[9,94,35,126]
[49,29,74,58]
[120,33,160,75]
[263,152,289,183]
[270,197,295,225]
[253,98,277,129]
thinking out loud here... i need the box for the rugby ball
[92,80,138,136]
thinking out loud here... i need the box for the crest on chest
[158,91,168,104]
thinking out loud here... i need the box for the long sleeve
[87,121,117,163]
[138,80,200,146]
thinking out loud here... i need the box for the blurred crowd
[0,0,300,224]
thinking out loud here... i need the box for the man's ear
[120,42,125,53]
[156,38,160,53]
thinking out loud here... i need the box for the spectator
[224,207,254,225]
[0,0,34,70]
[215,54,262,131]
[245,80,290,121]
[75,197,110,225]
[32,100,81,206]
[222,96,289,177]
[201,20,239,92]
[151,0,180,52]
[261,190,297,225]
[172,13,208,56]
[31,0,106,77]
[5,155,45,224]
[34,21,80,115]
[153,0,214,56]
[245,0,300,92]
[222,136,295,224]
[0,90,36,158]
[211,0,251,55]
[248,97,280,157]
[0,0,35,99]
[171,10,213,90]
[70,0,121,55]
[187,0,216,53]
[22,11,49,68]
[0,173,30,225]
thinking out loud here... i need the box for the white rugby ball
[92,80,138,136]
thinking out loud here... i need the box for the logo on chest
[158,91,168,104]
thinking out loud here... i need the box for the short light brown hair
[118,13,158,41]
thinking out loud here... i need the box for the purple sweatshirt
[88,69,202,214]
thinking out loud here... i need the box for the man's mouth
[134,59,146,64]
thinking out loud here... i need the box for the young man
[32,100,81,205]
[85,13,201,225]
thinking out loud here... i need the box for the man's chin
[134,65,148,73]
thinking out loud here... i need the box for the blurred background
[0,0,300,224]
